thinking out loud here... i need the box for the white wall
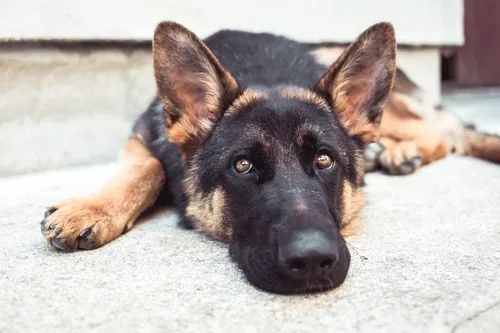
[1,0,463,45]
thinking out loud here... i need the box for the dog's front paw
[379,141,422,175]
[40,199,120,251]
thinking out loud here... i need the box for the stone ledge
[0,44,440,176]
[0,0,463,45]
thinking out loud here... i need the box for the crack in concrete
[450,299,500,333]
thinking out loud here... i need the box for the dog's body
[41,22,500,294]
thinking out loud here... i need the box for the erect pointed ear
[314,22,396,145]
[153,21,241,151]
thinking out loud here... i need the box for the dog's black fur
[134,30,346,224]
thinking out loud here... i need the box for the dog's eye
[235,158,254,174]
[315,152,335,169]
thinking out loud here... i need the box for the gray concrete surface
[0,94,500,332]
[0,44,155,176]
[1,156,500,333]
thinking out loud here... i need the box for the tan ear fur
[153,21,240,151]
[315,22,397,144]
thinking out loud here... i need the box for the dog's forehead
[224,87,342,143]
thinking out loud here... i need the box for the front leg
[372,135,449,175]
[41,136,165,251]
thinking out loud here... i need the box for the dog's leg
[462,130,500,163]
[434,109,500,163]
[377,137,422,175]
[371,99,452,175]
[376,133,449,175]
[41,136,165,251]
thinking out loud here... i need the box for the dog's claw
[44,207,57,218]
[388,156,422,175]
[79,227,92,239]
[52,237,67,251]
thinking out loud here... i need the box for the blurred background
[0,0,498,176]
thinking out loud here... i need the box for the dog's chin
[230,243,351,294]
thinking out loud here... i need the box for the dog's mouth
[230,242,351,294]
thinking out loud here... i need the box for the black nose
[278,229,338,280]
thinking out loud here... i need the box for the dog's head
[153,22,396,294]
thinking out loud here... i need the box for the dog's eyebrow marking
[278,87,331,113]
[226,89,268,115]
[293,121,325,144]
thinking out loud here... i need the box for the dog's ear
[153,21,240,151]
[314,22,396,144]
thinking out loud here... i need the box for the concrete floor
[1,91,500,332]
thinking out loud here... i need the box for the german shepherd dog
[41,21,500,294]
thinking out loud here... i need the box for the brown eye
[315,152,335,169]
[235,158,253,174]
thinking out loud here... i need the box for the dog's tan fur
[226,89,269,115]
[41,136,165,250]
[315,24,396,144]
[278,87,331,112]
[184,161,232,241]
[153,22,239,151]
[339,179,365,237]
[463,130,500,162]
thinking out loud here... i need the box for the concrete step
[0,43,444,177]
[0,44,154,176]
